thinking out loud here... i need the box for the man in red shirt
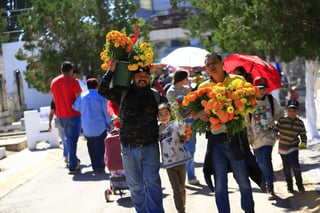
[51,61,82,173]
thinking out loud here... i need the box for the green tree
[17,0,151,93]
[171,0,320,138]
[0,8,9,51]
[171,0,320,61]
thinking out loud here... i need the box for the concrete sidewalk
[0,134,319,212]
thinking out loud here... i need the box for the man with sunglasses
[197,52,255,213]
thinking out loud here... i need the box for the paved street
[0,133,319,213]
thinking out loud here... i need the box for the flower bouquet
[171,95,193,143]
[182,79,259,137]
[100,29,154,87]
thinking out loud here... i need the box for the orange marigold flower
[209,117,220,124]
[201,100,208,107]
[227,113,234,120]
[216,110,228,123]
[204,107,211,114]
[235,99,245,108]
[211,123,222,131]
[188,93,198,102]
[101,63,109,70]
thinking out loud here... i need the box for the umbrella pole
[249,64,254,73]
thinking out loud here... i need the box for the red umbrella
[223,54,281,93]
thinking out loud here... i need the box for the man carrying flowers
[195,52,255,213]
[98,59,167,213]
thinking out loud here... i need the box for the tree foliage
[17,0,151,93]
[0,8,9,51]
[171,0,320,61]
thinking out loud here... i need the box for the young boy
[275,99,307,193]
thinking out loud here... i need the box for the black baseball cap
[287,99,299,108]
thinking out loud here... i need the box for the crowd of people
[48,51,307,213]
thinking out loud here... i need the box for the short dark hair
[158,102,171,113]
[205,52,222,61]
[86,78,98,89]
[234,66,246,75]
[61,61,73,73]
[173,69,188,84]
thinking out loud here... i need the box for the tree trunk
[305,60,319,139]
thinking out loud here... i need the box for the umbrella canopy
[223,54,281,93]
[160,47,210,67]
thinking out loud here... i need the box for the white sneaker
[188,179,200,185]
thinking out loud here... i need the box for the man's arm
[72,96,81,112]
[48,109,55,132]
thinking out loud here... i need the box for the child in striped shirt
[275,99,307,194]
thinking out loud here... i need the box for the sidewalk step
[0,136,27,151]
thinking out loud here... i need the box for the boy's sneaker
[287,187,294,194]
[298,186,305,194]
[267,188,276,200]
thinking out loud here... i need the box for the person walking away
[274,99,307,193]
[98,61,167,213]
[73,69,88,94]
[48,99,68,164]
[197,52,255,213]
[51,61,82,173]
[73,78,111,173]
[167,69,200,185]
[158,103,191,213]
[247,76,284,200]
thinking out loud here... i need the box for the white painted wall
[2,41,52,110]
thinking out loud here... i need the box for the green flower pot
[112,61,132,87]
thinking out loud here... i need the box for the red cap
[253,76,269,88]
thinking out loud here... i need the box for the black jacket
[98,71,167,147]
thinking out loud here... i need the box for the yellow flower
[100,29,154,72]
[181,79,258,135]
[240,98,247,103]
[227,106,234,113]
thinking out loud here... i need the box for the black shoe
[260,180,267,192]
[267,188,276,200]
[69,161,81,174]
[94,168,106,174]
[69,167,81,174]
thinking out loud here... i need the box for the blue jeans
[121,143,164,213]
[185,117,197,181]
[59,116,81,170]
[209,142,254,213]
[280,150,303,189]
[85,130,107,171]
[254,145,274,190]
[184,131,197,181]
